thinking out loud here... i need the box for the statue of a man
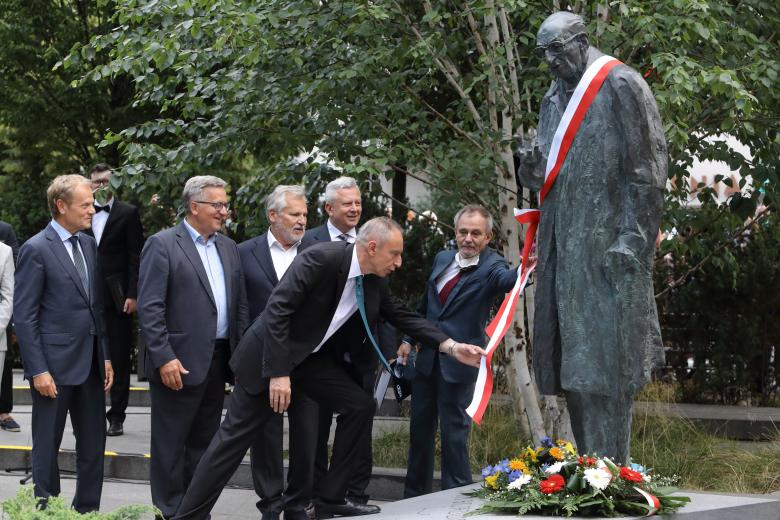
[516,11,667,462]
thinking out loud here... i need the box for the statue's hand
[515,138,542,177]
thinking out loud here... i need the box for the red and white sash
[466,55,622,424]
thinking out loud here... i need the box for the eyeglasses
[194,200,230,212]
[534,33,584,58]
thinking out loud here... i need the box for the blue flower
[630,463,646,473]
[540,436,553,448]
[508,470,522,483]
[481,465,494,478]
[499,458,511,472]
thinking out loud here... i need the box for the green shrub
[1,487,157,520]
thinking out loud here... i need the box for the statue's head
[536,12,590,84]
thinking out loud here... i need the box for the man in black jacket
[86,164,144,436]
[0,220,19,432]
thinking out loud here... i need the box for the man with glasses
[138,175,249,519]
[85,164,144,437]
[516,12,666,463]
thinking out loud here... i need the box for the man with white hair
[237,185,316,520]
[138,175,249,518]
[174,217,487,520]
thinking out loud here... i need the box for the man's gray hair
[356,217,402,246]
[323,176,359,204]
[182,175,228,214]
[47,174,91,218]
[265,185,307,216]
[453,204,494,234]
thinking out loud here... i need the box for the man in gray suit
[138,175,249,518]
[14,174,114,512]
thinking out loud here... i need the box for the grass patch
[373,400,780,494]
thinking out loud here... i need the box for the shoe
[260,512,280,520]
[0,417,20,432]
[314,499,380,518]
[282,509,311,520]
[106,420,124,436]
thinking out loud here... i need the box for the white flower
[584,468,613,491]
[507,474,532,490]
[545,461,566,474]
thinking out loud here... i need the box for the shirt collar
[267,228,300,251]
[183,217,217,245]
[50,219,77,242]
[348,244,362,279]
[455,252,480,269]
[327,219,356,242]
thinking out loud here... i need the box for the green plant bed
[1,487,157,520]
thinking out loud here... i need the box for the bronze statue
[516,11,667,462]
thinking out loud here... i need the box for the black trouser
[104,308,134,424]
[0,326,13,413]
[150,341,229,518]
[174,352,375,520]
[250,393,318,514]
[30,345,105,513]
[314,365,374,503]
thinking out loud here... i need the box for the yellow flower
[485,474,499,490]
[509,458,528,473]
[549,447,565,461]
[562,442,576,455]
[526,447,538,463]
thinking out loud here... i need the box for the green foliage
[0,486,157,520]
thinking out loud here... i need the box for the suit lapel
[214,234,232,310]
[439,251,485,314]
[175,222,216,309]
[99,201,121,245]
[333,243,353,304]
[44,224,89,303]
[252,233,278,286]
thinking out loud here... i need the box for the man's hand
[439,339,486,368]
[104,361,114,392]
[123,298,137,314]
[269,376,291,414]
[33,373,57,398]
[396,342,412,365]
[159,359,189,391]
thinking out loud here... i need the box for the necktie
[94,204,110,213]
[337,233,350,242]
[67,235,89,294]
[354,275,392,373]
[438,270,462,305]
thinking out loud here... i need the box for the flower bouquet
[469,438,690,517]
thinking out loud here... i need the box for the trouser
[105,308,134,424]
[174,352,375,520]
[404,355,475,498]
[149,341,229,518]
[565,390,633,464]
[30,349,105,513]
[0,325,14,413]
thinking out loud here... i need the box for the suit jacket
[14,224,109,385]
[231,241,449,394]
[300,223,331,248]
[409,248,517,384]
[84,200,143,311]
[237,232,281,321]
[0,220,19,264]
[138,221,249,386]
[0,243,12,351]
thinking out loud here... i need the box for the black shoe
[260,512,280,520]
[314,499,380,518]
[345,495,369,506]
[106,420,124,436]
[282,509,310,520]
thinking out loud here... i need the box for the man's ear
[56,199,67,215]
[576,33,589,51]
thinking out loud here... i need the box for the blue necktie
[354,275,392,373]
[67,235,89,295]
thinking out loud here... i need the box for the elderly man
[138,175,249,518]
[14,175,113,512]
[516,11,666,462]
[174,217,486,520]
[238,185,316,520]
[304,176,362,244]
[401,205,518,497]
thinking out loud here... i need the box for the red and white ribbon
[466,55,622,424]
[633,486,660,516]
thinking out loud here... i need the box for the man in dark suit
[14,175,114,512]
[85,164,144,436]
[174,217,486,520]
[0,220,20,432]
[400,205,518,497]
[138,175,249,519]
[238,185,316,520]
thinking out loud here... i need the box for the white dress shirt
[91,197,114,246]
[50,219,88,270]
[326,219,356,243]
[182,218,229,340]
[267,230,300,280]
[313,246,362,353]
